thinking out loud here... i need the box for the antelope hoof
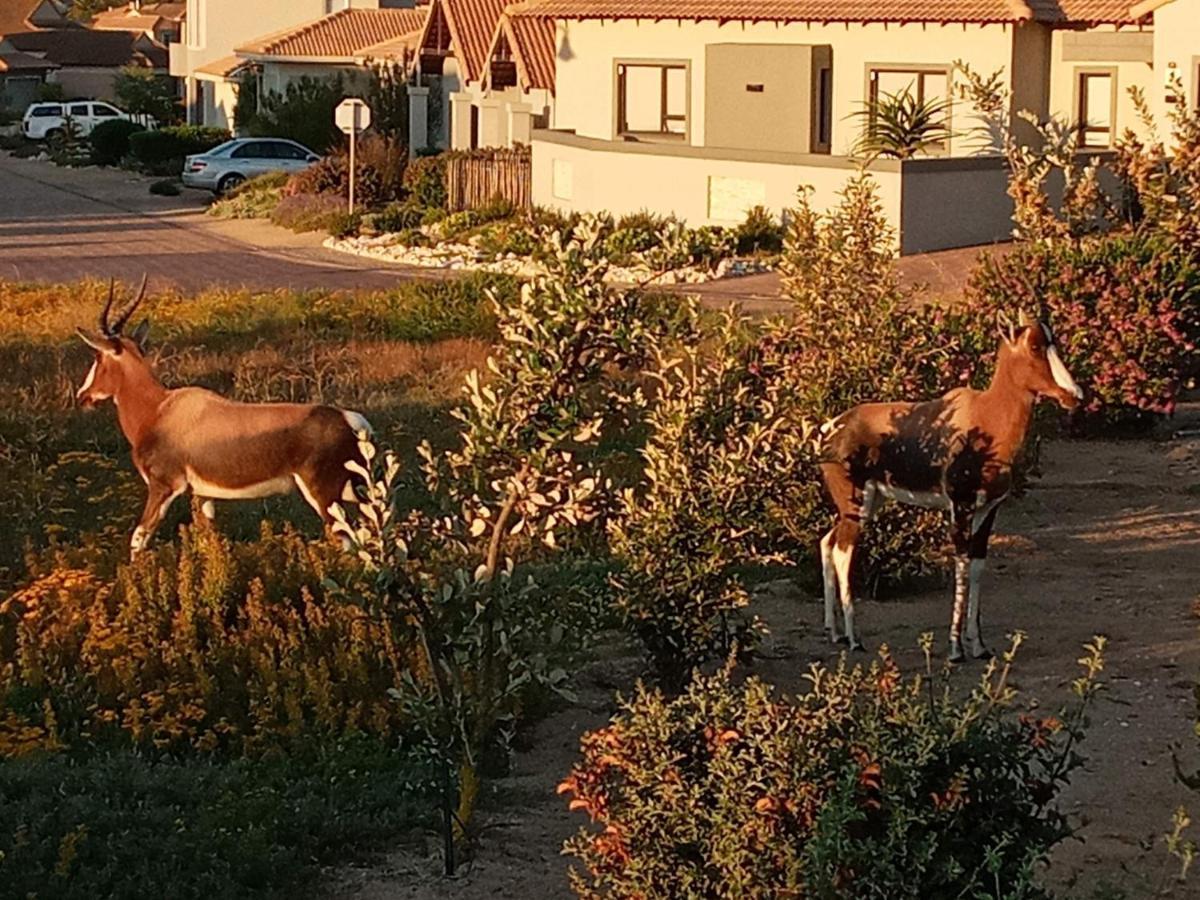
[849,640,867,654]
[971,645,993,661]
[948,643,965,664]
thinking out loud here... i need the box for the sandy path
[333,410,1200,899]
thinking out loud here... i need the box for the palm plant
[852,89,955,161]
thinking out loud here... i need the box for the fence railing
[444,147,532,212]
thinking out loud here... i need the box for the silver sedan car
[182,137,321,194]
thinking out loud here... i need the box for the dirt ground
[332,405,1200,899]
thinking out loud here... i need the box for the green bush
[562,637,1106,899]
[403,153,447,210]
[128,126,230,175]
[370,199,425,234]
[246,75,344,153]
[735,205,785,255]
[269,192,346,234]
[0,743,434,899]
[88,118,142,166]
[327,210,362,239]
[207,171,288,219]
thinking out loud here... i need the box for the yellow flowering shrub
[0,524,420,755]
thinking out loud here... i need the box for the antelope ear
[76,328,117,354]
[131,319,151,350]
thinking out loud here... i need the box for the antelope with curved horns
[75,277,372,558]
[817,311,1084,661]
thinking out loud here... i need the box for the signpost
[335,98,372,214]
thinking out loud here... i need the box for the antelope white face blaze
[1046,344,1083,400]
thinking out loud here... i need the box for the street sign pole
[335,98,373,216]
[348,122,356,214]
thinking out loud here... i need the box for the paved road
[0,153,437,294]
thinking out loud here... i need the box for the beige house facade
[170,0,390,129]
[519,0,1189,253]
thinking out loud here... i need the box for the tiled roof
[0,47,57,70]
[0,0,66,36]
[4,28,165,67]
[194,54,247,78]
[508,0,1146,25]
[237,8,428,60]
[355,31,423,61]
[91,2,186,30]
[493,12,555,92]
[420,0,509,83]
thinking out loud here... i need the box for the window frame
[614,59,691,143]
[864,63,953,155]
[1073,66,1118,150]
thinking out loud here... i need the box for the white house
[516,0,1193,253]
[170,0,415,129]
[235,7,426,99]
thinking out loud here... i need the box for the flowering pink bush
[966,235,1199,424]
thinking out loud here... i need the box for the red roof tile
[419,0,509,83]
[237,8,427,60]
[504,13,555,91]
[508,0,1145,25]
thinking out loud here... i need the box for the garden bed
[324,231,774,285]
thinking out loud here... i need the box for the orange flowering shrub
[562,636,1106,898]
[0,523,417,755]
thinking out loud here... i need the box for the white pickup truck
[21,100,147,141]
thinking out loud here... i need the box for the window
[270,141,308,160]
[91,104,119,117]
[231,141,268,159]
[1076,70,1115,148]
[324,0,349,12]
[31,105,62,117]
[69,104,90,117]
[816,66,833,151]
[867,67,950,152]
[617,62,688,140]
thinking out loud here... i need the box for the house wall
[451,81,553,149]
[195,74,239,130]
[532,128,903,230]
[0,74,45,114]
[1150,0,1200,122]
[260,61,369,95]
[48,67,122,102]
[1047,25,1154,148]
[550,18,1018,157]
[899,157,1013,253]
[172,0,383,124]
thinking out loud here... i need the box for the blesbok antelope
[818,312,1084,661]
[75,278,371,558]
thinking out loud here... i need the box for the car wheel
[45,128,63,143]
[216,173,245,195]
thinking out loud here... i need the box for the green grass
[0,741,436,899]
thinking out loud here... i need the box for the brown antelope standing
[818,313,1083,661]
[75,279,371,559]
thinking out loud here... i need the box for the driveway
[0,154,437,294]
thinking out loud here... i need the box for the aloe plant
[852,89,955,161]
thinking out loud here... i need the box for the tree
[114,66,178,125]
[247,75,346,153]
[366,59,411,143]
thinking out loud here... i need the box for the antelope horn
[99,278,117,335]
[998,311,1016,343]
[1018,309,1029,328]
[110,274,149,336]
